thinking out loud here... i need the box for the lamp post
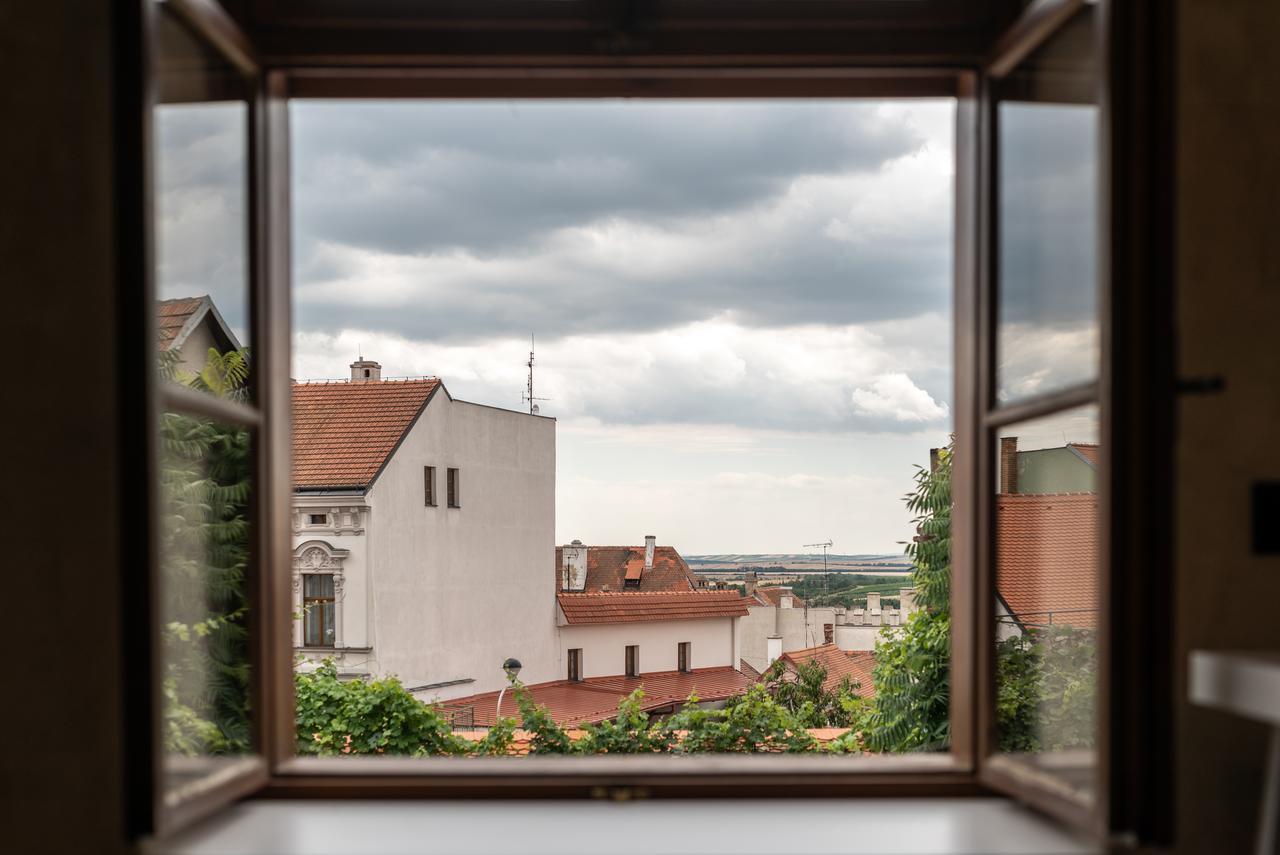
[494,657,522,724]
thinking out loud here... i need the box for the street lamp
[494,657,522,724]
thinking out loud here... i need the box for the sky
[154,97,1100,554]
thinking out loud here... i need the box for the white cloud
[850,373,949,423]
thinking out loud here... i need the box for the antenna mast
[804,540,834,600]
[521,334,550,415]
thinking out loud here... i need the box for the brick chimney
[351,358,381,382]
[644,535,656,571]
[1000,436,1019,494]
[743,571,758,597]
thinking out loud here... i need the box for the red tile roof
[156,296,206,350]
[996,492,1098,630]
[1069,443,1100,466]
[556,545,697,593]
[557,590,751,625]
[778,643,877,698]
[292,378,442,489]
[739,659,762,681]
[440,666,754,728]
[751,586,806,608]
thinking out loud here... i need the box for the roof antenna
[521,334,550,415]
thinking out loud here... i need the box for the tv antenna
[804,540,834,600]
[521,334,551,415]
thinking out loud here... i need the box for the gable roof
[778,643,877,698]
[557,590,751,625]
[555,545,698,593]
[156,294,241,353]
[996,492,1098,630]
[439,665,754,728]
[750,586,806,608]
[292,378,442,490]
[1068,443,1100,466]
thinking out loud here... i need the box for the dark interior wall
[0,3,130,854]
[1174,0,1280,852]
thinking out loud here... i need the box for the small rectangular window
[303,574,336,648]
[677,641,691,673]
[625,644,639,678]
[567,648,582,681]
[308,513,327,526]
[424,465,436,506]
[447,467,460,508]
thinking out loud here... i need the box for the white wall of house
[293,395,558,702]
[739,605,838,672]
[556,617,742,680]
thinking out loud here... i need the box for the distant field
[685,553,912,574]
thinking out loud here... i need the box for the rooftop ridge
[294,375,440,386]
[557,590,746,598]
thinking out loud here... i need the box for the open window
[128,0,1172,845]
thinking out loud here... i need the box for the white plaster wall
[557,617,741,680]
[291,500,372,658]
[738,605,839,672]
[366,397,558,701]
[174,320,218,374]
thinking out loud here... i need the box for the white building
[291,359,559,701]
[553,538,749,681]
[738,574,917,673]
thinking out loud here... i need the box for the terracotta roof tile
[441,666,754,728]
[1068,443,1100,465]
[779,643,877,698]
[556,545,697,593]
[292,378,441,489]
[156,296,206,350]
[996,492,1098,629]
[751,586,806,608]
[557,590,751,625]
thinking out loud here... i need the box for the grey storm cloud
[289,100,954,342]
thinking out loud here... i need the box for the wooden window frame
[626,645,640,678]
[446,467,460,508]
[302,574,336,648]
[424,465,436,507]
[678,642,691,674]
[568,648,583,682]
[124,0,1173,844]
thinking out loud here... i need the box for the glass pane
[996,7,1099,403]
[158,413,253,802]
[994,404,1100,803]
[153,5,251,398]
[304,573,334,598]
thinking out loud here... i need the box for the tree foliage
[860,444,953,753]
[159,347,252,755]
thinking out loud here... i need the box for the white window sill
[150,798,1096,855]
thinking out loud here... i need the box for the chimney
[644,535,656,571]
[743,571,758,597]
[351,358,382,382]
[1000,436,1019,494]
[561,540,587,592]
[899,587,917,616]
[929,447,941,473]
[867,593,882,625]
[766,636,783,667]
[780,590,794,610]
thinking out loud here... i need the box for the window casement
[424,465,436,507]
[308,513,327,526]
[303,575,336,648]
[446,468,460,508]
[567,648,582,682]
[127,0,1172,845]
[677,642,691,674]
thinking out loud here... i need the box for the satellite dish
[531,404,540,415]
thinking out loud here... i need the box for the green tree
[574,689,672,754]
[861,444,953,752]
[665,685,816,754]
[294,660,467,756]
[158,347,253,755]
[754,658,864,729]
